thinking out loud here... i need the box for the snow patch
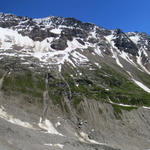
[136,50,150,75]
[76,132,107,145]
[0,106,34,129]
[94,48,103,57]
[108,93,150,110]
[108,98,137,108]
[95,62,101,68]
[55,121,61,127]
[114,53,123,68]
[50,28,62,34]
[129,34,140,44]
[132,79,150,93]
[0,27,33,49]
[44,143,64,149]
[38,118,63,136]
[71,51,89,65]
[120,51,139,68]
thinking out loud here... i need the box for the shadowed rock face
[51,38,68,50]
[113,29,139,56]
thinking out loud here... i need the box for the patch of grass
[59,64,150,107]
[49,91,62,105]
[136,71,150,89]
[47,78,68,106]
[73,96,83,107]
[112,104,137,119]
[109,81,150,106]
[2,71,45,99]
[0,70,5,78]
[112,104,122,120]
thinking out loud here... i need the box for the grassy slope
[1,61,150,116]
[2,70,46,102]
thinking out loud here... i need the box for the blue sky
[0,0,150,34]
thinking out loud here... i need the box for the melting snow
[132,79,150,93]
[108,92,150,110]
[129,34,140,44]
[71,51,89,65]
[108,98,137,108]
[94,47,103,57]
[50,28,62,34]
[0,27,33,49]
[44,143,64,149]
[76,132,107,145]
[105,34,124,68]
[136,50,150,75]
[95,62,101,68]
[0,106,34,129]
[114,53,123,68]
[0,27,90,72]
[38,117,63,136]
[120,51,139,68]
[55,121,61,127]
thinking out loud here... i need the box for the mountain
[0,13,150,150]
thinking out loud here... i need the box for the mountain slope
[0,13,150,150]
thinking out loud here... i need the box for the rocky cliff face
[0,13,150,150]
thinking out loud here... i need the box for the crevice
[41,73,50,122]
[0,71,9,90]
[59,72,72,100]
[58,72,81,126]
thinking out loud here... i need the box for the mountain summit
[0,13,150,150]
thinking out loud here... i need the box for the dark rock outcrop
[113,29,139,56]
[51,37,68,50]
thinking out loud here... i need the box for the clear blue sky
[0,0,150,34]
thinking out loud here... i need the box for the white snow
[114,52,123,68]
[129,34,140,44]
[90,26,97,39]
[94,62,101,68]
[105,33,115,47]
[33,38,89,71]
[94,47,103,57]
[142,106,150,110]
[34,16,53,28]
[38,118,63,136]
[108,98,137,108]
[105,33,149,72]
[136,50,150,75]
[126,71,133,77]
[79,72,82,76]
[71,51,89,65]
[105,88,110,91]
[106,33,140,70]
[50,28,62,34]
[76,132,107,145]
[44,143,64,149]
[55,121,61,127]
[0,27,107,72]
[0,106,34,129]
[132,79,150,93]
[0,27,34,50]
[105,34,124,68]
[76,83,79,87]
[0,27,90,71]
[120,51,139,68]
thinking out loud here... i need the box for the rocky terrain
[0,13,150,150]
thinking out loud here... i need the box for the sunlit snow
[38,117,63,136]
